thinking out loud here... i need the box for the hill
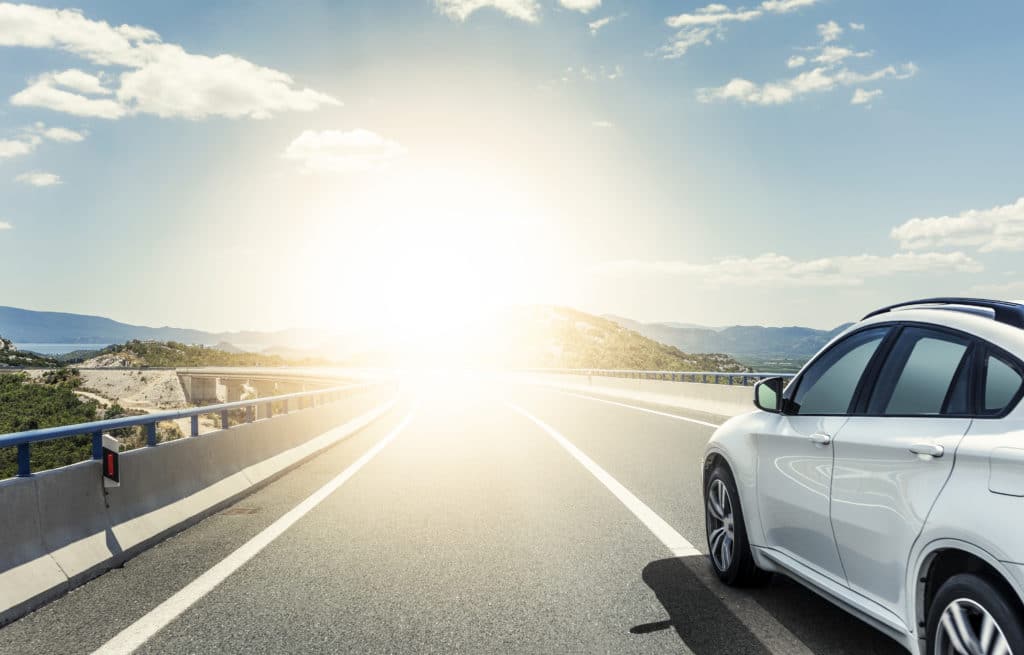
[81,340,328,368]
[0,336,58,368]
[0,306,330,349]
[347,306,750,372]
[605,316,851,365]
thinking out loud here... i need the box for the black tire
[704,463,771,586]
[926,573,1024,655]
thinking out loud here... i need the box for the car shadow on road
[634,557,771,654]
[637,557,905,655]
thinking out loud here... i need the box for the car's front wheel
[926,573,1024,655]
[704,462,770,586]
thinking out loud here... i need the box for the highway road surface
[0,377,906,654]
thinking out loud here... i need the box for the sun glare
[300,166,565,363]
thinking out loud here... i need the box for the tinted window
[984,354,1023,415]
[870,329,970,416]
[792,328,888,415]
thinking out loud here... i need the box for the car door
[829,325,974,617]
[756,326,892,582]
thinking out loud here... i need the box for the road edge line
[505,400,814,655]
[92,405,419,655]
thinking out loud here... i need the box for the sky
[2,0,1024,333]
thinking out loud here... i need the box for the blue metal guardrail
[535,369,797,386]
[0,383,370,478]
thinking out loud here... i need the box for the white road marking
[556,391,722,428]
[93,406,418,655]
[507,401,814,655]
[507,401,701,557]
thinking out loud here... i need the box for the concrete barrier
[521,373,756,418]
[0,384,396,627]
[0,477,68,625]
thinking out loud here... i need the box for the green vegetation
[0,372,99,479]
[0,374,187,479]
[530,308,750,372]
[40,367,83,387]
[0,336,58,368]
[95,340,326,367]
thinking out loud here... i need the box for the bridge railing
[0,383,370,478]
[525,368,797,386]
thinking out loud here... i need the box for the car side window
[867,327,970,416]
[790,327,888,415]
[983,353,1024,415]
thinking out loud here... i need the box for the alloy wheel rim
[706,478,735,573]
[936,597,1012,655]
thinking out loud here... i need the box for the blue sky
[2,0,1024,332]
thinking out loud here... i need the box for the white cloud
[560,0,600,13]
[12,72,127,118]
[817,20,842,43]
[592,120,614,128]
[563,64,623,82]
[588,15,619,35]
[0,121,84,159]
[665,4,762,28]
[283,129,406,174]
[15,171,61,186]
[849,22,865,30]
[891,197,1024,253]
[813,46,871,65]
[33,123,86,142]
[2,2,339,120]
[787,55,806,68]
[700,50,917,105]
[660,26,716,59]
[661,0,820,58]
[115,45,339,119]
[851,88,882,105]
[435,0,540,22]
[760,0,818,12]
[0,137,37,158]
[0,221,11,230]
[596,251,982,288]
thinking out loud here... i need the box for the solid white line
[93,406,418,655]
[506,400,814,655]
[556,390,721,428]
[507,401,701,558]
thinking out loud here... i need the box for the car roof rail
[863,297,1024,329]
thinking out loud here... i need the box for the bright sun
[299,165,566,360]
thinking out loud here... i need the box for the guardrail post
[16,443,30,477]
[92,430,103,459]
[245,406,254,423]
[190,415,199,437]
[146,422,157,447]
[220,410,229,429]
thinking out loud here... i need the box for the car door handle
[809,433,832,445]
[909,443,944,458]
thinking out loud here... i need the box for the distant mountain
[344,306,750,372]
[0,306,331,348]
[605,315,852,360]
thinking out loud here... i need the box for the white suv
[703,298,1024,655]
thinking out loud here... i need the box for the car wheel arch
[703,446,766,548]
[913,539,1024,640]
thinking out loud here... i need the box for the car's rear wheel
[926,573,1024,655]
[704,463,770,586]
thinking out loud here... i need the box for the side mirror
[754,377,785,413]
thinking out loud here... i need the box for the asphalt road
[0,378,906,655]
